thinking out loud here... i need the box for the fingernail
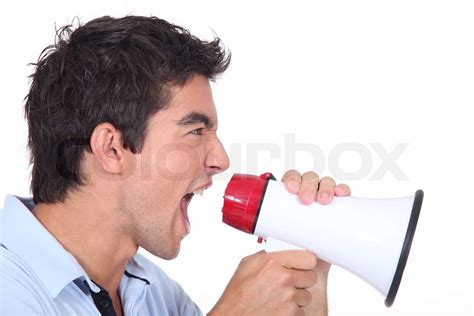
[302,192,313,203]
[287,181,300,194]
[289,181,299,190]
[319,192,330,202]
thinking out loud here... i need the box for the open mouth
[179,183,211,236]
[181,193,194,234]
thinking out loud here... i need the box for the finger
[299,171,320,205]
[295,289,312,308]
[281,169,302,194]
[317,176,336,205]
[292,269,318,289]
[273,250,317,270]
[334,183,351,196]
[294,308,305,316]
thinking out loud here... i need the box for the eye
[190,128,204,136]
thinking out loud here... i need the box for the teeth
[193,189,204,196]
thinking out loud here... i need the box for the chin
[140,238,181,260]
[153,243,181,260]
[162,247,180,260]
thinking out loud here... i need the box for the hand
[208,250,318,316]
[281,170,351,274]
[282,169,351,206]
[282,170,352,315]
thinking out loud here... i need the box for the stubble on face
[116,76,220,260]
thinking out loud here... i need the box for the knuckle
[283,169,301,181]
[296,309,305,316]
[265,255,279,267]
[288,304,302,316]
[339,183,351,192]
[283,287,297,302]
[261,256,280,274]
[309,270,318,285]
[305,252,318,268]
[239,256,250,267]
[306,289,313,300]
[302,171,319,183]
[278,271,294,287]
[302,289,312,305]
[320,176,336,186]
[240,251,260,265]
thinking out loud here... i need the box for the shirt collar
[125,257,151,285]
[0,195,100,297]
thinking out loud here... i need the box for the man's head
[25,15,231,258]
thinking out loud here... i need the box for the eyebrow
[176,111,214,129]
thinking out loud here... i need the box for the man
[0,16,351,315]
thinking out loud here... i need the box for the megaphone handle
[264,237,305,252]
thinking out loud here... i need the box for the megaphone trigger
[264,236,305,253]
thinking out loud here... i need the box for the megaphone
[221,172,423,307]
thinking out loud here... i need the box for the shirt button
[99,299,111,308]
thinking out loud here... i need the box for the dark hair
[24,15,231,204]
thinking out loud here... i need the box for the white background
[1,1,473,315]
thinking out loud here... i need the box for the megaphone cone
[222,173,423,307]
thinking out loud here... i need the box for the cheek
[124,182,177,233]
[165,151,191,174]
[155,142,200,181]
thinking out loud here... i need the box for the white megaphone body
[222,173,423,307]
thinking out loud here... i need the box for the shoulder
[0,245,36,287]
[0,246,49,314]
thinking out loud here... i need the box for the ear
[89,122,128,174]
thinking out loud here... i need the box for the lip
[189,180,213,194]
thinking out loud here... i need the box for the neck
[34,186,137,294]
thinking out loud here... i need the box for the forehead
[153,75,218,128]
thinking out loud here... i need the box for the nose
[204,136,230,176]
